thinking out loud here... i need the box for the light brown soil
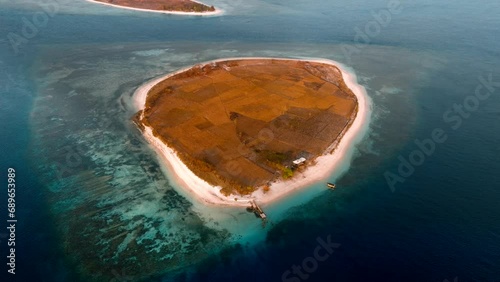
[136,59,358,195]
[94,0,216,13]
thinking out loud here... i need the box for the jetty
[248,200,267,222]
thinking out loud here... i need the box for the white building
[292,157,306,166]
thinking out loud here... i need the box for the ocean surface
[1,0,500,281]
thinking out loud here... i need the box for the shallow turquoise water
[1,0,500,281]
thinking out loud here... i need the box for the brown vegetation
[137,59,358,195]
[95,0,216,13]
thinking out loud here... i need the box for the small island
[133,58,369,206]
[88,0,220,15]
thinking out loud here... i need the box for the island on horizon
[133,58,367,206]
[89,0,218,14]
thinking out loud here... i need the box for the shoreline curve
[86,0,224,16]
[132,57,371,207]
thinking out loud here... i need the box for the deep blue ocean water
[1,0,500,281]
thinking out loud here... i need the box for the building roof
[293,157,307,165]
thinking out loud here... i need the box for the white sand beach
[86,0,223,16]
[133,57,371,207]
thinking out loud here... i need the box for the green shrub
[282,167,294,179]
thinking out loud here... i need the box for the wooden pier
[248,200,267,223]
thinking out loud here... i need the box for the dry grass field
[138,59,358,195]
[94,0,216,12]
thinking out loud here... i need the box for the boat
[327,182,336,189]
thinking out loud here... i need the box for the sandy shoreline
[132,57,371,207]
[86,0,223,16]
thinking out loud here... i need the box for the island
[133,58,369,206]
[88,0,221,15]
